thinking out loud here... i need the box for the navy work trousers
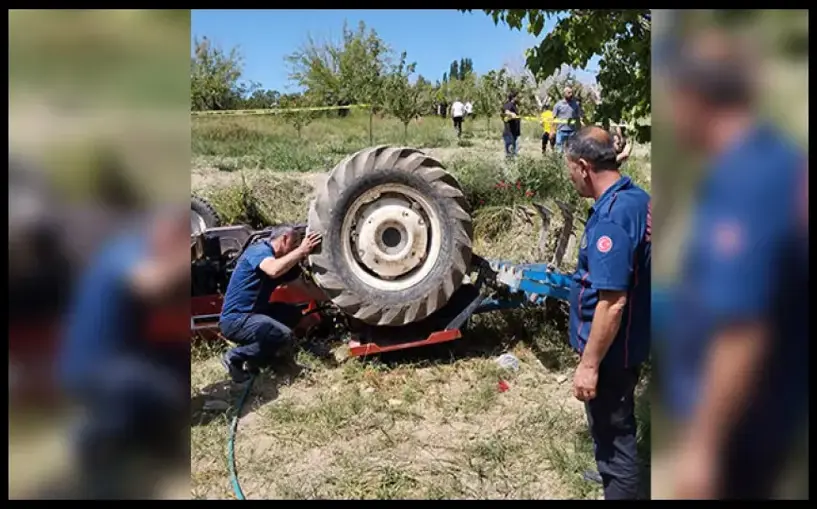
[220,303,302,366]
[585,364,642,500]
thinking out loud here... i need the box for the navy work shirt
[662,123,808,421]
[220,241,301,321]
[60,232,148,393]
[569,176,652,369]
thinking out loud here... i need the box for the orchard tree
[474,69,508,128]
[243,88,281,110]
[191,36,246,111]
[465,9,651,139]
[448,72,477,105]
[279,94,317,138]
[287,21,391,144]
[383,52,429,141]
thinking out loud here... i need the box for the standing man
[464,99,473,120]
[659,30,808,500]
[540,103,556,154]
[219,226,324,383]
[501,91,521,158]
[451,98,465,138]
[553,86,583,151]
[564,127,651,500]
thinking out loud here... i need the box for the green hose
[228,375,255,500]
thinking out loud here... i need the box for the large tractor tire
[307,146,473,327]
[191,195,221,236]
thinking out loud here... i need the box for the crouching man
[219,226,324,383]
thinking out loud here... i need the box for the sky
[191,9,600,93]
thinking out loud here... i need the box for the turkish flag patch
[596,235,613,253]
[713,221,743,257]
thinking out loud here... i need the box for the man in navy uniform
[660,30,808,499]
[564,126,652,500]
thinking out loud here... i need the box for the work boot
[221,353,250,384]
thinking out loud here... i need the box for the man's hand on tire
[298,232,322,258]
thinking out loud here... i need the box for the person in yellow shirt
[540,104,556,154]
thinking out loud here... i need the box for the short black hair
[508,91,518,101]
[564,127,618,171]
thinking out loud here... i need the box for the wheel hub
[354,197,428,278]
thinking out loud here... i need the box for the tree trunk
[296,125,302,139]
[403,122,409,143]
[368,110,374,145]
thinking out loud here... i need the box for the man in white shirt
[464,101,473,118]
[450,98,465,138]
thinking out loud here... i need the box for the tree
[243,88,281,110]
[383,52,429,141]
[190,36,246,111]
[459,57,474,79]
[465,10,651,139]
[449,60,459,82]
[287,21,391,144]
[279,94,317,138]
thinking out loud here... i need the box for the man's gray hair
[564,127,619,172]
[268,225,297,241]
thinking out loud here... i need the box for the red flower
[525,190,534,197]
[516,181,522,190]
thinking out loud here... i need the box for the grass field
[190,112,652,500]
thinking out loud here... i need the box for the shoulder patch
[713,220,742,257]
[596,235,613,253]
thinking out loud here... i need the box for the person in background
[553,86,583,151]
[450,98,465,138]
[612,125,633,166]
[464,100,473,120]
[501,91,521,158]
[659,29,808,500]
[540,103,556,154]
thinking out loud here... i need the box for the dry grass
[190,112,652,500]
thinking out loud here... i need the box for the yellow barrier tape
[520,116,636,129]
[191,105,643,130]
[191,104,369,116]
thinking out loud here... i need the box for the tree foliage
[191,36,280,111]
[465,9,651,137]
[286,21,390,113]
[383,52,430,141]
[190,36,245,111]
[278,94,318,138]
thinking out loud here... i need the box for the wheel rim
[340,183,443,292]
[191,210,207,236]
